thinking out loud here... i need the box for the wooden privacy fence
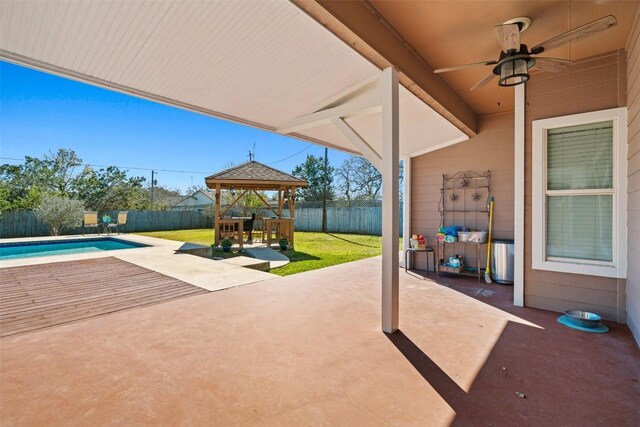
[0,206,402,238]
[293,205,403,236]
[0,210,213,238]
[223,204,403,236]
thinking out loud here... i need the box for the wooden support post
[289,187,296,219]
[214,184,221,247]
[277,190,283,217]
[282,189,287,216]
[289,187,296,248]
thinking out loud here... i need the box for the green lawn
[135,229,395,276]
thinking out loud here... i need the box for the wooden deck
[0,257,208,337]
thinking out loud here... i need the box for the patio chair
[106,211,128,235]
[82,211,100,235]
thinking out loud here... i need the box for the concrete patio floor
[0,256,638,426]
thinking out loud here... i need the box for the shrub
[221,238,232,247]
[35,195,84,236]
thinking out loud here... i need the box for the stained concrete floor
[0,256,638,426]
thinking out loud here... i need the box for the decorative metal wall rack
[437,170,491,280]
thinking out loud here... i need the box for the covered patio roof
[0,0,468,158]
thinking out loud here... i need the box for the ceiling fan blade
[470,72,497,91]
[534,57,574,73]
[434,60,497,73]
[494,23,520,52]
[531,15,617,54]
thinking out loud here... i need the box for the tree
[35,195,84,236]
[335,158,356,203]
[70,165,146,211]
[0,183,11,213]
[336,156,381,201]
[239,191,267,216]
[0,149,81,210]
[336,155,404,203]
[0,149,147,212]
[0,175,42,211]
[220,189,268,216]
[291,154,335,202]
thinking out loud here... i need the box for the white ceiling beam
[277,80,381,134]
[331,117,381,170]
[308,74,380,113]
[293,0,478,136]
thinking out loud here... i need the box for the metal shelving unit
[437,170,491,281]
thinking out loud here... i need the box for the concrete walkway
[244,246,290,268]
[0,234,279,292]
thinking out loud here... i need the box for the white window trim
[532,107,627,279]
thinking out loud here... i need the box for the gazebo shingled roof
[205,161,307,190]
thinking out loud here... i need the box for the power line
[0,157,207,175]
[2,142,316,174]
[266,144,312,165]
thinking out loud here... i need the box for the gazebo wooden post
[214,184,221,247]
[288,187,296,219]
[283,188,289,216]
[288,186,296,247]
[277,189,283,217]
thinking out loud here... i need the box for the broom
[484,197,494,284]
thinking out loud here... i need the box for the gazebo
[205,161,307,249]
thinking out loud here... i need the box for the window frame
[532,108,627,278]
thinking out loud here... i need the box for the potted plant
[221,238,232,253]
[278,237,289,251]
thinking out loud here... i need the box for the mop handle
[486,197,494,267]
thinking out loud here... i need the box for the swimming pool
[0,238,149,260]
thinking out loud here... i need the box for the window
[532,108,627,278]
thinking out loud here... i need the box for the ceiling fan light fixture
[498,57,535,87]
[434,15,616,91]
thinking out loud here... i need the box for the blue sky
[0,61,350,193]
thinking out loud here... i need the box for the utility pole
[322,146,328,233]
[151,170,157,209]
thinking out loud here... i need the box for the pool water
[0,238,148,260]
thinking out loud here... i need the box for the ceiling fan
[434,15,617,90]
